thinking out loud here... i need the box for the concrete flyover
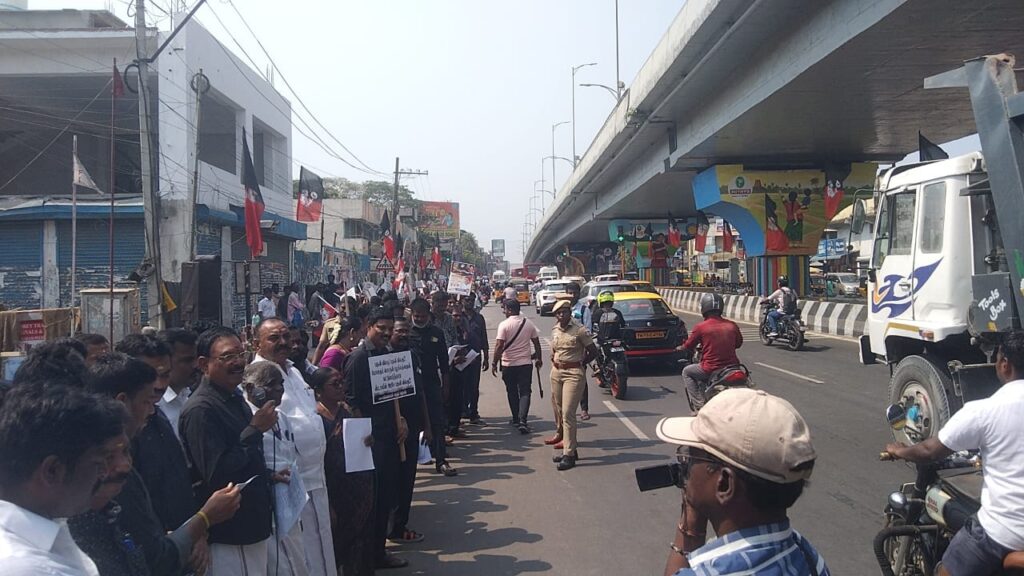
[526,0,1024,264]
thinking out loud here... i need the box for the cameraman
[655,388,827,575]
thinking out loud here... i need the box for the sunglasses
[674,446,722,486]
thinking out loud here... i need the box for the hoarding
[491,239,505,258]
[420,201,460,241]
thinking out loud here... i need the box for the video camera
[634,462,684,492]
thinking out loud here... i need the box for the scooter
[683,344,752,412]
[592,339,629,400]
[874,403,1024,575]
[759,300,806,351]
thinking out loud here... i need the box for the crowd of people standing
[0,283,507,576]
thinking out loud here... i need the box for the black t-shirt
[592,307,625,342]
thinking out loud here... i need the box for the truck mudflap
[948,361,1000,403]
[859,334,877,365]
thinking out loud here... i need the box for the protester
[11,338,89,388]
[0,384,126,574]
[431,291,458,348]
[287,283,306,328]
[409,297,457,476]
[74,333,110,366]
[389,317,431,545]
[157,328,199,439]
[491,299,542,434]
[180,327,276,574]
[115,335,197,534]
[242,361,310,576]
[253,319,336,576]
[447,306,469,441]
[258,287,278,321]
[319,316,363,373]
[459,295,489,426]
[656,388,826,575]
[344,306,409,569]
[289,326,317,378]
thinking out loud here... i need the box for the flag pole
[109,58,117,343]
[71,134,78,336]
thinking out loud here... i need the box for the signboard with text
[491,239,505,258]
[419,201,460,241]
[369,350,416,404]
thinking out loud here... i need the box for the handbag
[497,319,528,372]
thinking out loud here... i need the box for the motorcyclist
[675,293,743,412]
[590,290,625,343]
[883,329,1024,576]
[762,276,798,338]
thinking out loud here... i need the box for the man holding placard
[344,307,413,570]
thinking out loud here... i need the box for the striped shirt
[674,520,830,576]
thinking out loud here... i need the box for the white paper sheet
[454,349,479,371]
[343,418,375,473]
[417,431,433,464]
[273,468,308,537]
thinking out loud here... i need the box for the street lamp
[551,121,570,198]
[571,62,597,167]
[579,82,619,101]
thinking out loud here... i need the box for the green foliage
[293,177,420,209]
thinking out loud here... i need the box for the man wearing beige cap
[655,388,829,575]
[545,299,599,470]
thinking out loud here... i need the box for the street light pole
[571,62,597,167]
[615,0,621,99]
[579,83,619,100]
[551,121,569,197]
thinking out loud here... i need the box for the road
[392,302,909,575]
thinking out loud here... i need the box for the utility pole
[135,0,164,328]
[189,69,209,260]
[391,156,428,239]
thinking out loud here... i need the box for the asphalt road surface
[393,301,910,575]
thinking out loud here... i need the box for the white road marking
[753,361,825,384]
[603,400,650,440]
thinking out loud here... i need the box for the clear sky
[30,0,687,264]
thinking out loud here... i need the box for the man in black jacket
[180,327,278,575]
[409,297,457,476]
[344,306,409,570]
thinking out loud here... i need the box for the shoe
[507,419,517,426]
[450,429,467,438]
[552,441,564,450]
[436,462,458,477]
[557,453,578,470]
[469,417,486,426]
[553,451,578,466]
[543,435,563,446]
[375,553,408,569]
[768,332,779,338]
[388,529,424,544]
[444,435,455,446]
[517,423,530,434]
[580,411,591,421]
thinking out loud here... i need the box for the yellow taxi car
[630,280,659,294]
[611,291,687,364]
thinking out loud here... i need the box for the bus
[491,270,507,284]
[510,262,544,281]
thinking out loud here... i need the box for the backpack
[781,287,798,315]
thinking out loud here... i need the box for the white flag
[72,150,102,193]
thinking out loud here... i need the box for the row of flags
[377,209,442,274]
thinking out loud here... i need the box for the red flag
[722,220,735,252]
[112,61,125,98]
[667,218,681,247]
[824,180,844,221]
[242,129,264,259]
[395,252,405,274]
[418,254,427,272]
[380,210,394,261]
[431,235,441,270]
[694,212,710,252]
[296,167,323,222]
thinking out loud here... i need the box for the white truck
[859,54,1024,444]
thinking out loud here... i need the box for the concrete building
[0,9,303,326]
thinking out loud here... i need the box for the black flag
[919,132,949,161]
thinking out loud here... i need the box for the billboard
[491,239,505,258]
[420,201,460,241]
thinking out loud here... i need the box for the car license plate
[635,330,665,340]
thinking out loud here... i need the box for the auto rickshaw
[511,279,531,305]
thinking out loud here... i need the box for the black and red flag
[431,232,442,270]
[296,167,323,222]
[112,61,125,98]
[394,228,404,272]
[722,220,735,253]
[380,210,395,262]
[242,129,264,259]
[694,211,710,253]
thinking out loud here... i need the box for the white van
[537,266,559,281]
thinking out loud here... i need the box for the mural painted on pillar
[606,218,699,268]
[561,242,621,275]
[708,164,875,256]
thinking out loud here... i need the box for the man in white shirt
[156,328,199,440]
[503,284,517,303]
[886,330,1024,575]
[253,318,336,576]
[258,287,278,321]
[0,384,127,576]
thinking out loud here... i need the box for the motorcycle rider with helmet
[675,293,743,411]
[762,276,799,338]
[590,290,625,343]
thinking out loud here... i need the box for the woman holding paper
[315,366,376,576]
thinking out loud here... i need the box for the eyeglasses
[214,351,247,363]
[675,446,722,484]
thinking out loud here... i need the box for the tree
[294,177,420,210]
[456,230,486,269]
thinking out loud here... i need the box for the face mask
[412,319,428,329]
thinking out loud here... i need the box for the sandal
[388,529,425,544]
[580,411,591,421]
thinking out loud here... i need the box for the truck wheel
[887,355,952,444]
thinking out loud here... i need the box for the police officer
[545,299,599,471]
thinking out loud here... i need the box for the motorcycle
[592,339,629,400]
[682,344,752,412]
[759,300,806,351]
[875,403,1024,575]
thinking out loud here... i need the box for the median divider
[659,288,868,339]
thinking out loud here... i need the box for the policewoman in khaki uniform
[545,299,599,470]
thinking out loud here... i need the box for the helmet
[597,290,615,306]
[699,292,724,317]
[778,275,789,288]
